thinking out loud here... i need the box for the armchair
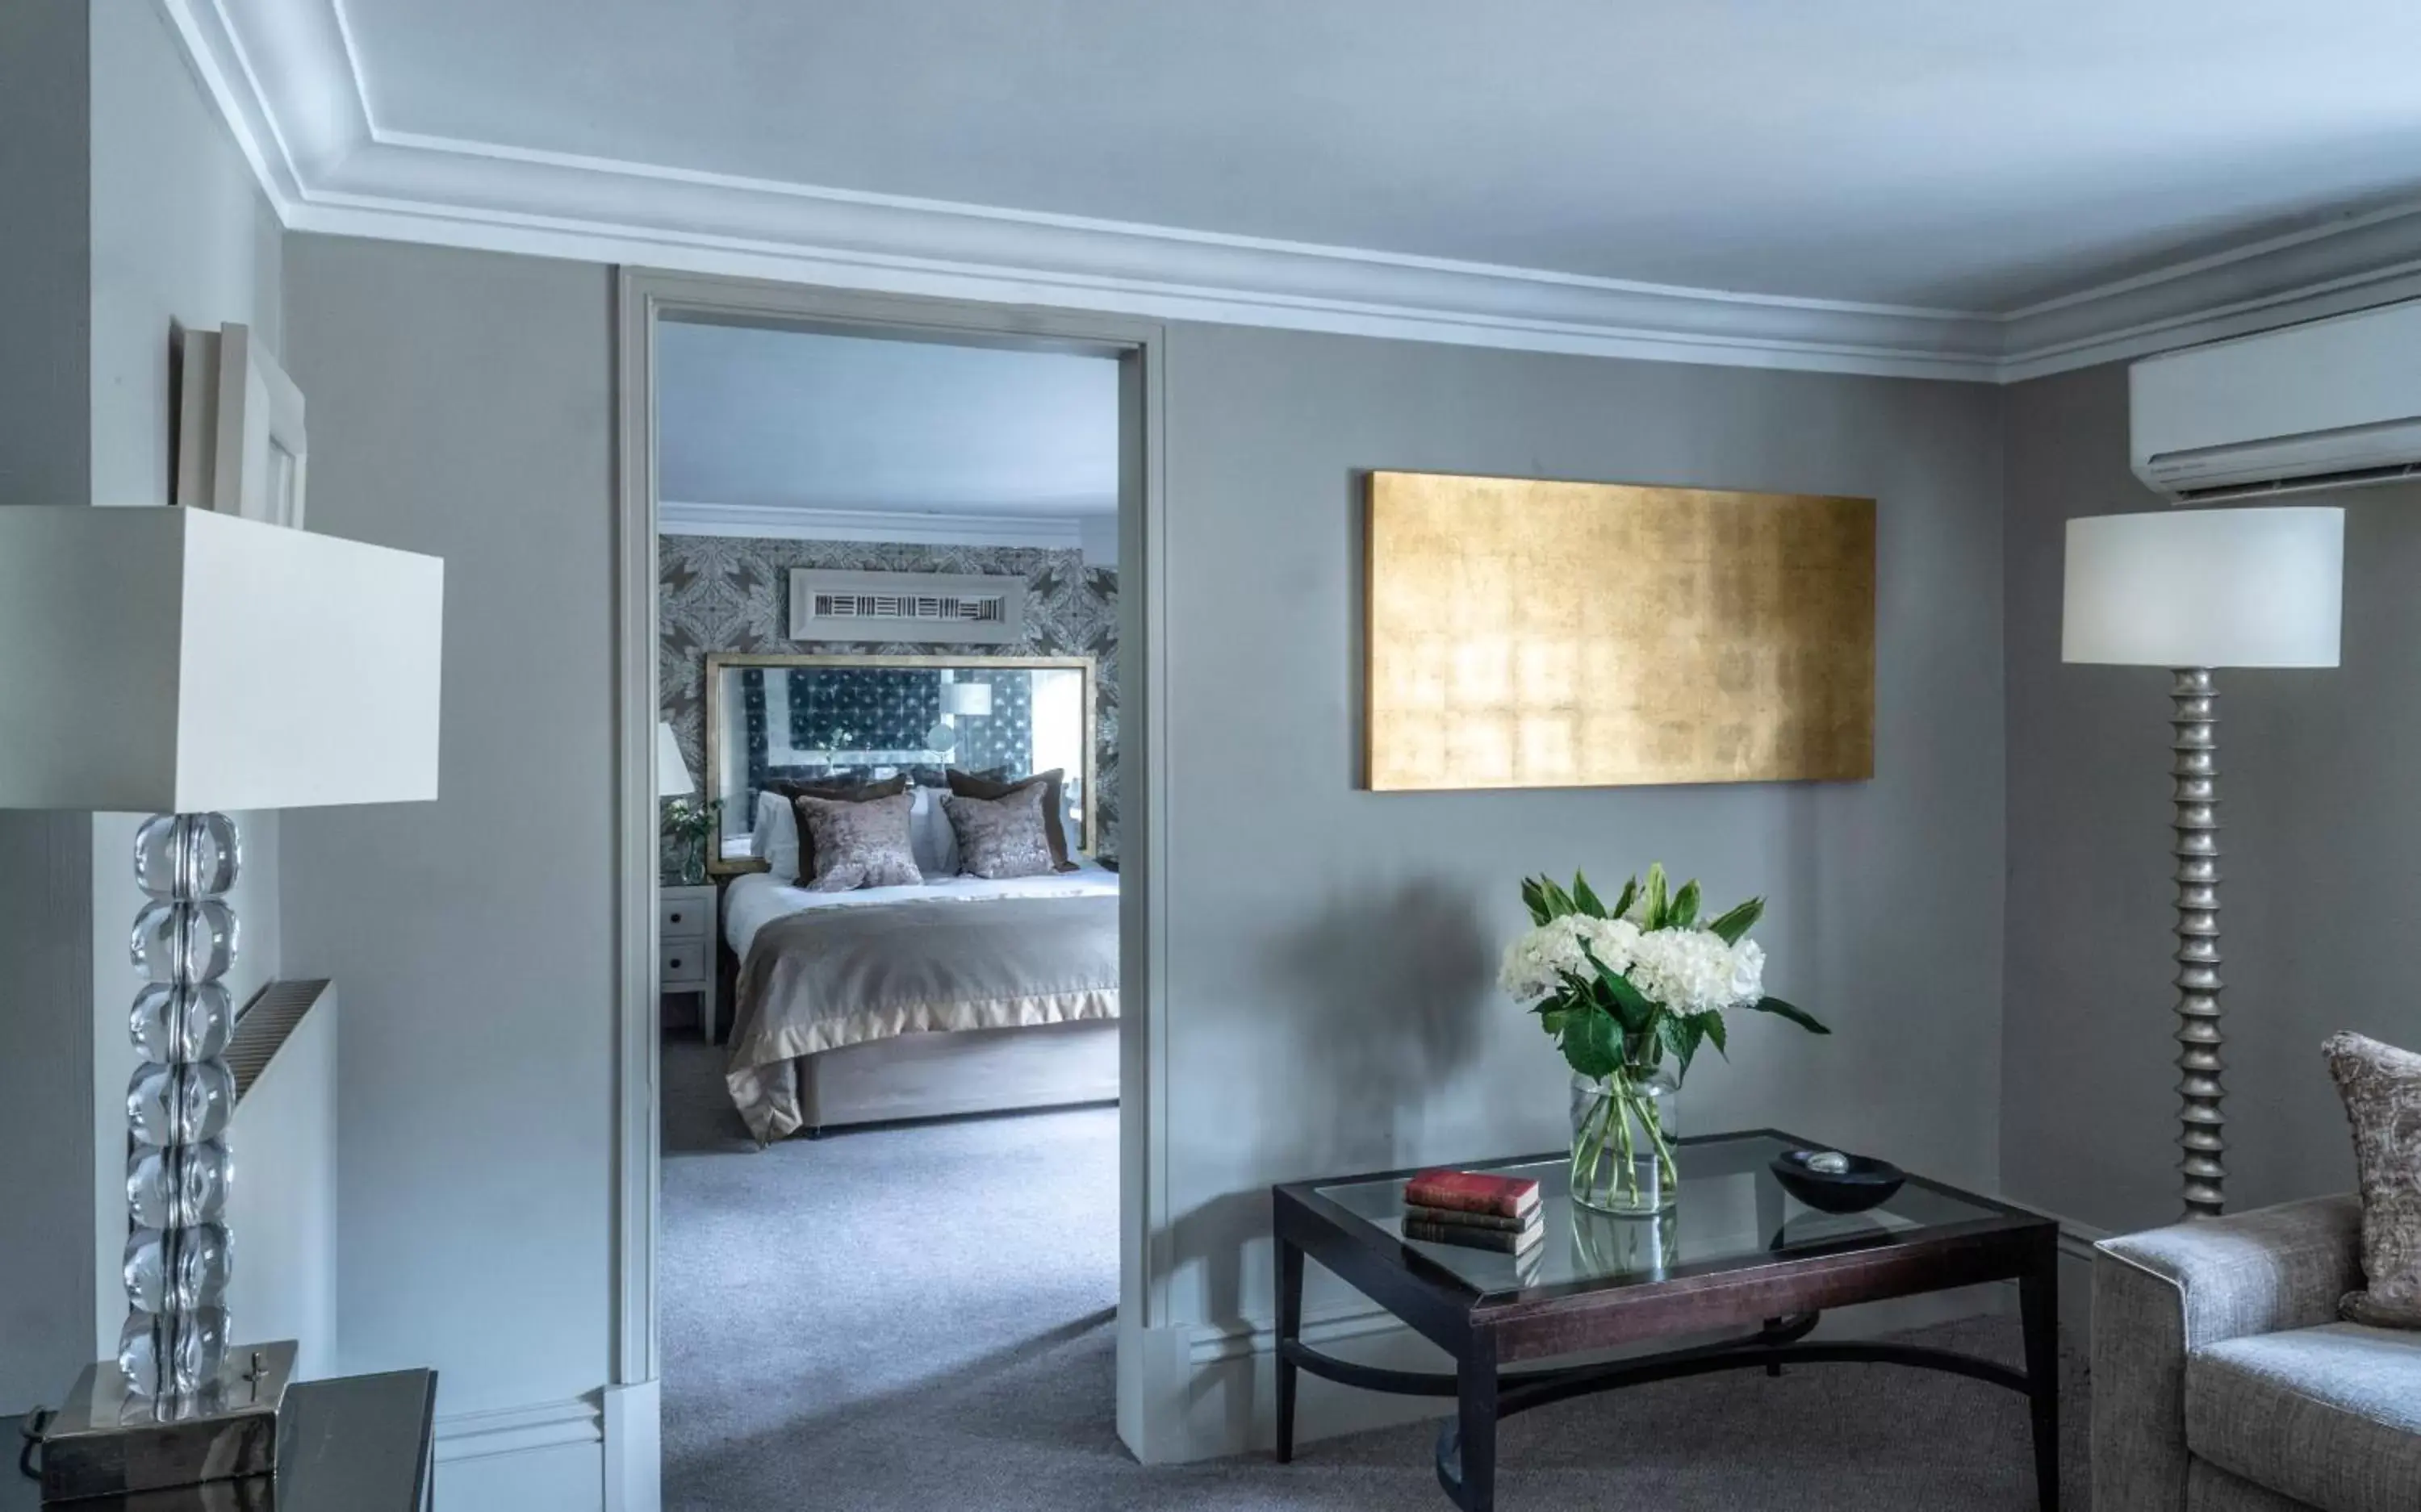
[2093,1195,2421,1511]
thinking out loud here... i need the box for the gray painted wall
[269,238,2006,1486]
[1156,324,2009,1329]
[2001,362,2415,1233]
[279,238,617,1456]
[0,0,94,1415]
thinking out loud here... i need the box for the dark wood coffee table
[1273,1129,2059,1512]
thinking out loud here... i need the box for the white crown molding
[2000,200,2421,382]
[167,0,2421,386]
[658,500,1090,550]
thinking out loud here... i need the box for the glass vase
[1570,1066,1679,1215]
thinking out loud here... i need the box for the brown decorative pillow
[946,767,1078,872]
[772,775,908,881]
[939,784,1056,880]
[2323,1031,2421,1329]
[792,791,922,892]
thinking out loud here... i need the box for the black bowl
[1770,1148,1905,1214]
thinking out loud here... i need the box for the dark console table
[1273,1130,2058,1512]
[9,1368,436,1510]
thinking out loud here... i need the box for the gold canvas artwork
[1365,471,1874,791]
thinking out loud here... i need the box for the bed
[721,863,1120,1142]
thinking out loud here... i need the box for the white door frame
[609,269,1171,1483]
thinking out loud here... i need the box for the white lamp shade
[0,507,445,812]
[657,720,696,798]
[941,682,993,717]
[2063,507,2343,669]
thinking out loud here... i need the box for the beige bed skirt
[793,1017,1120,1134]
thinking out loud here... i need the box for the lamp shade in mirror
[2062,506,2343,669]
[657,720,696,798]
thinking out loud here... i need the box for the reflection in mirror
[705,654,1094,870]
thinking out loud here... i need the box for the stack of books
[1402,1169,1544,1255]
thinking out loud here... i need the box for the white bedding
[724,862,1119,957]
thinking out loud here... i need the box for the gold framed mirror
[701,652,1098,876]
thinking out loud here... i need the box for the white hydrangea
[1624,929,1767,1017]
[1498,913,1643,1002]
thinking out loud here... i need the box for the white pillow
[751,790,801,883]
[909,784,960,879]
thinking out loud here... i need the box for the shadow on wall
[1169,879,1492,1337]
[1271,877,1495,1172]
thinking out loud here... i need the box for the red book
[1403,1169,1541,1221]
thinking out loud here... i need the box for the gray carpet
[662,1038,2090,1510]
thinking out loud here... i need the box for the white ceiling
[337,0,2421,311]
[172,0,2421,379]
[657,323,1120,520]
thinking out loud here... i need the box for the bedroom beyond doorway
[634,300,1136,1510]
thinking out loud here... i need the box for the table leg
[1456,1335,1498,1512]
[2019,1233,2060,1512]
[1274,1234,1304,1463]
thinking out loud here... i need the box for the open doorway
[611,274,1164,1506]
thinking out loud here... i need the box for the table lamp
[0,507,442,1498]
[2062,505,2343,1218]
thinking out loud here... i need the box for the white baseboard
[431,1396,608,1512]
[602,1380,662,1512]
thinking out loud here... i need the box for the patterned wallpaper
[659,535,1120,854]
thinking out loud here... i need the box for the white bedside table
[659,882,719,1042]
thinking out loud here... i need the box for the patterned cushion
[2184,1322,2421,1511]
[941,784,1056,880]
[947,766,1078,871]
[793,791,922,892]
[2324,1032,2421,1328]
[772,775,909,882]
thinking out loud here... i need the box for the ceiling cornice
[658,502,1090,550]
[166,0,2421,386]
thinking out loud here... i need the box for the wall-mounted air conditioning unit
[788,569,1025,645]
[2131,299,2421,502]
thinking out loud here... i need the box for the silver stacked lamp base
[38,813,296,1502]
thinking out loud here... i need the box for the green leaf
[1537,1006,1568,1036]
[1610,876,1639,921]
[1697,1010,1729,1058]
[1570,871,1605,919]
[1705,897,1765,946]
[1749,996,1831,1035]
[1559,1008,1622,1080]
[1521,877,1557,926]
[1585,950,1658,1034]
[1539,878,1578,919]
[1657,1012,1702,1083]
[1643,863,1669,929]
[1669,879,1701,929]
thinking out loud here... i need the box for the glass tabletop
[1308,1131,2024,1300]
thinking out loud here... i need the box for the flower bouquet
[1502,864,1827,1213]
[663,796,720,886]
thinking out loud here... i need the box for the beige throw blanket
[726,892,1119,1143]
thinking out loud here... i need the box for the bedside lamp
[2063,505,2343,1218]
[658,720,696,798]
[925,679,993,754]
[0,507,442,1497]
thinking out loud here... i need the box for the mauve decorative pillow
[2323,1030,2421,1328]
[947,766,1078,871]
[793,791,923,893]
[941,783,1056,880]
[774,775,909,879]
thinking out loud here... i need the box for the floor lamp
[0,507,442,1497]
[2062,505,2343,1219]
